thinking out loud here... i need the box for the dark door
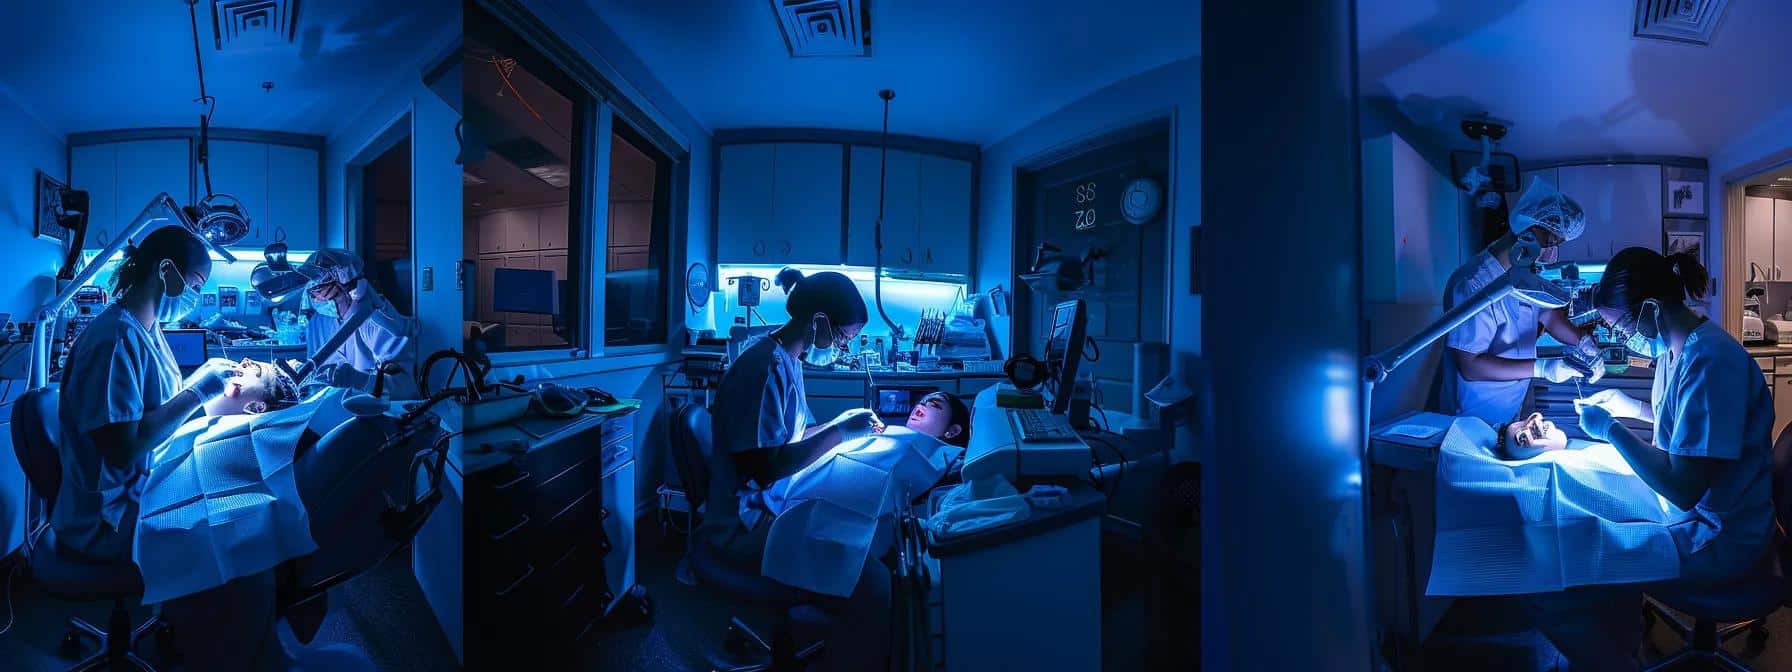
[360,137,413,315]
[1015,123,1171,415]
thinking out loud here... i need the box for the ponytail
[1665,250,1710,301]
[1593,246,1708,312]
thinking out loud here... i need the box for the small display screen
[164,329,207,368]
[877,389,914,414]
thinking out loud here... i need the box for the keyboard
[960,359,1006,374]
[1009,409,1077,442]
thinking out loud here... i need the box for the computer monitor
[493,268,558,315]
[163,329,208,369]
[1044,299,1088,414]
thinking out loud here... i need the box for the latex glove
[1576,401,1620,443]
[1534,358,1584,384]
[1581,389,1646,420]
[183,358,238,401]
[828,408,882,440]
[314,362,372,391]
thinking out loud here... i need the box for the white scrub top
[53,304,184,561]
[698,336,812,560]
[1652,320,1776,582]
[1443,249,1539,425]
[305,294,418,398]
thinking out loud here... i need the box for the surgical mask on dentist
[1622,300,1666,360]
[803,314,840,367]
[309,289,341,319]
[156,260,200,324]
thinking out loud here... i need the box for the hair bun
[775,267,804,294]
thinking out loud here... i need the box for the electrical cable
[872,90,902,340]
[475,54,572,146]
[187,0,217,197]
[1083,336,1101,363]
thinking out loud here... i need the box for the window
[605,120,670,346]
[464,17,582,352]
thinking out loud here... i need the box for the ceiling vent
[211,0,300,52]
[1633,0,1728,46]
[490,136,572,189]
[771,0,871,58]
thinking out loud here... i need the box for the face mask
[310,291,340,319]
[802,314,840,367]
[1621,300,1666,360]
[156,261,200,324]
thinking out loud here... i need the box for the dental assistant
[700,267,886,672]
[1443,178,1600,425]
[52,226,237,562]
[302,248,419,398]
[1540,247,1775,671]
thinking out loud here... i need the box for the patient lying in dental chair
[201,358,302,417]
[755,393,971,597]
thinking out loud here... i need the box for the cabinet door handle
[491,514,531,541]
[781,239,792,256]
[926,247,934,264]
[496,564,535,597]
[901,248,913,265]
[493,470,532,490]
[754,240,766,257]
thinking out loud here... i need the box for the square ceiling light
[771,0,871,58]
[212,0,300,51]
[1633,0,1729,46]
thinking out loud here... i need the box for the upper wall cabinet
[72,136,320,251]
[1553,164,1662,263]
[71,140,191,250]
[717,136,976,275]
[717,143,844,265]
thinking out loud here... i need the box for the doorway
[360,137,413,315]
[1014,122,1172,416]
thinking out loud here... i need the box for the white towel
[1429,417,1683,596]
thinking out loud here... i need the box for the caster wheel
[1750,623,1770,647]
[629,585,652,619]
[157,623,181,662]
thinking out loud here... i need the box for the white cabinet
[1747,197,1776,280]
[915,153,974,274]
[716,144,777,262]
[769,143,845,264]
[72,140,191,249]
[847,146,921,268]
[1554,164,1661,263]
[477,212,506,254]
[206,141,270,248]
[505,208,540,252]
[265,144,320,250]
[539,204,570,250]
[1776,201,1792,283]
[1776,360,1792,441]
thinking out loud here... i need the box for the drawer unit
[465,410,636,667]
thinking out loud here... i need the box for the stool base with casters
[55,596,164,672]
[1641,596,1768,672]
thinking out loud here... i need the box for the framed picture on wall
[34,170,75,244]
[1665,179,1705,217]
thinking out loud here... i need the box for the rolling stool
[1641,549,1786,671]
[688,541,825,671]
[28,530,166,671]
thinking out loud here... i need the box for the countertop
[804,367,1007,381]
[1745,344,1792,357]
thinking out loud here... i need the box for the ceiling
[0,0,455,137]
[587,0,1199,146]
[1359,0,1792,162]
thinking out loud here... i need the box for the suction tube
[873,89,904,341]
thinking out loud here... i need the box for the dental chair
[11,387,165,671]
[1639,424,1792,671]
[668,403,825,671]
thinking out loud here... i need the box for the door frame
[1720,149,1792,338]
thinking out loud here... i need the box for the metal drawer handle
[494,471,532,490]
[496,565,535,597]
[492,514,531,541]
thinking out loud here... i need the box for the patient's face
[203,359,279,416]
[905,394,962,442]
[1506,413,1568,454]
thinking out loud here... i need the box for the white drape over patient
[758,426,963,596]
[1429,417,1684,596]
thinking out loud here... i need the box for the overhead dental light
[183,0,254,251]
[872,89,905,341]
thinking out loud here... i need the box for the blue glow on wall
[78,249,315,325]
[712,264,965,340]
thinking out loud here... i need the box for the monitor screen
[1045,299,1087,413]
[494,268,558,315]
[164,329,208,368]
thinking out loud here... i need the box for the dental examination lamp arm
[28,193,237,389]
[1363,241,1566,384]
[278,297,378,385]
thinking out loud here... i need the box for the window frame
[474,0,690,365]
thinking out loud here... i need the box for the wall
[502,0,714,515]
[0,84,66,555]
[977,56,1198,454]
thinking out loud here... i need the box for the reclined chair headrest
[671,403,712,511]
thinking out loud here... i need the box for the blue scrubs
[53,304,182,561]
[700,335,810,565]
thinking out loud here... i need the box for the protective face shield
[1613,299,1666,360]
[803,313,843,367]
[156,260,201,323]
[1510,176,1587,245]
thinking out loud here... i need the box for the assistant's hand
[1533,358,1584,384]
[1582,389,1645,420]
[1576,401,1620,443]
[829,408,882,440]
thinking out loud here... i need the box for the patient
[1494,412,1570,460]
[880,391,971,447]
[201,358,301,416]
